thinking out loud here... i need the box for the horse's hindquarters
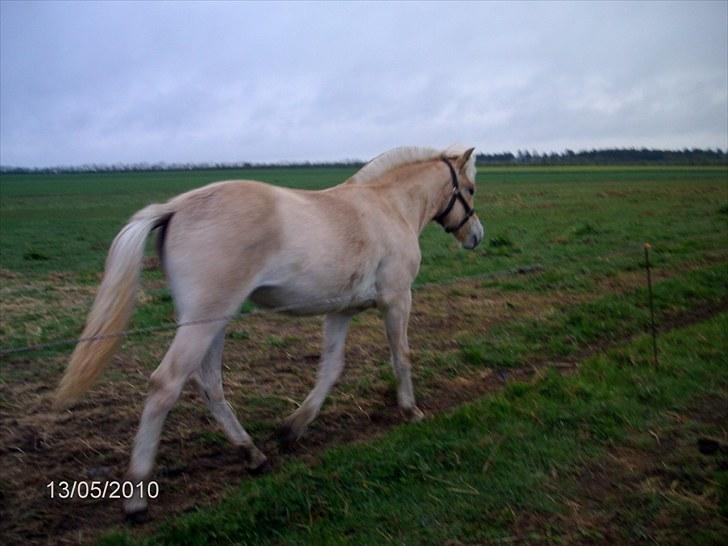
[162,181,283,321]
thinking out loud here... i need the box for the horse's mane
[346,145,476,184]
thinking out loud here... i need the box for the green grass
[1,166,725,279]
[101,312,728,546]
[0,167,357,275]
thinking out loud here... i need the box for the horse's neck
[374,162,447,235]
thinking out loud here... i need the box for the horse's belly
[250,236,381,315]
[249,283,376,316]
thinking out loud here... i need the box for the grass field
[0,165,726,544]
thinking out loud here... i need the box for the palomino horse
[56,146,484,518]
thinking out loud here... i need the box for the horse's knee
[147,373,184,414]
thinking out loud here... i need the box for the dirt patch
[0,274,725,545]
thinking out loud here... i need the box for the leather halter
[434,158,475,233]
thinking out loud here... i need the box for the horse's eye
[468,188,475,196]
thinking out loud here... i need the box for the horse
[55,145,484,518]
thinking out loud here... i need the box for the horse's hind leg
[383,290,424,422]
[278,313,351,445]
[123,322,221,519]
[191,330,269,472]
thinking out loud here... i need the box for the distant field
[0,165,726,544]
[1,165,725,276]
[0,167,356,275]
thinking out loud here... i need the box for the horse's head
[435,147,484,250]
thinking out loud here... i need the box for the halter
[434,158,476,233]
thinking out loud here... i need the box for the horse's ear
[455,147,475,170]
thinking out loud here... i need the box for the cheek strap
[434,158,475,233]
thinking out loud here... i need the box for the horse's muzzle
[462,219,484,250]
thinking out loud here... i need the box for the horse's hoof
[403,406,424,422]
[239,445,269,471]
[250,459,272,476]
[276,424,300,451]
[124,507,149,525]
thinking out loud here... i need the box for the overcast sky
[1,1,726,167]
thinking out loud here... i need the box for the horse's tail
[55,203,175,408]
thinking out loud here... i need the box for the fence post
[644,243,658,366]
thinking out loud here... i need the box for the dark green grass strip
[103,312,728,546]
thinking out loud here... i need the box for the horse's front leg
[383,290,424,422]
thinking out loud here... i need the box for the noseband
[434,158,475,233]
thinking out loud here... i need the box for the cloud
[1,1,726,166]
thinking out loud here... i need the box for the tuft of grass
[22,250,49,261]
[489,234,515,248]
[264,335,300,348]
[483,233,521,257]
[227,329,250,341]
[194,431,228,449]
[573,222,600,237]
[458,335,524,368]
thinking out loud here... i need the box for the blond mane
[346,145,476,184]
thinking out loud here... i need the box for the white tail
[55,203,173,407]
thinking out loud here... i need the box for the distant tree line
[1,148,726,174]
[0,160,365,175]
[475,148,728,166]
